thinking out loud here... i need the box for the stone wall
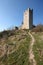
[22,8,33,29]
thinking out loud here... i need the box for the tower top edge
[24,8,33,12]
[28,8,33,10]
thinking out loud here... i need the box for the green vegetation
[0,29,43,65]
[31,24,43,32]
[32,32,43,65]
[0,29,31,65]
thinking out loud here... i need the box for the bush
[31,24,43,32]
[15,26,18,30]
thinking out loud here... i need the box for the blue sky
[0,0,43,31]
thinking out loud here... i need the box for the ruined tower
[22,8,33,29]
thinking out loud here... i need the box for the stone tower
[22,8,33,29]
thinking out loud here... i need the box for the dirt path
[29,32,36,65]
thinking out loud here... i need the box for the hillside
[0,29,31,65]
[32,32,43,65]
[0,29,43,65]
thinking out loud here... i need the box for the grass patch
[32,32,43,65]
[0,31,31,65]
